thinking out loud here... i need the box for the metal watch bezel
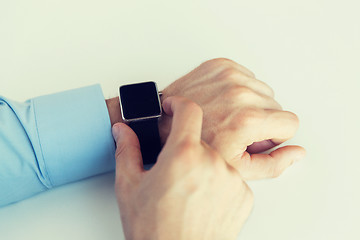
[119,81,162,123]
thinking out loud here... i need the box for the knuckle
[179,138,197,151]
[280,111,300,130]
[205,57,234,66]
[218,68,244,80]
[170,95,187,105]
[186,100,203,116]
[182,100,203,120]
[171,96,203,118]
[201,58,235,71]
[288,112,300,127]
[201,58,256,79]
[267,85,275,97]
[237,107,265,127]
[256,80,275,97]
[227,86,256,100]
[267,97,283,110]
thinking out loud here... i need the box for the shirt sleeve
[0,85,115,207]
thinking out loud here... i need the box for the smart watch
[119,81,162,165]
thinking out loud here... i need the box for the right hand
[112,96,254,240]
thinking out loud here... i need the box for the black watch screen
[119,81,161,120]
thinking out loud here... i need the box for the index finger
[162,96,203,143]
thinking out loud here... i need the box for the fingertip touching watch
[119,81,162,166]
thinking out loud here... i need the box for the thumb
[112,123,144,184]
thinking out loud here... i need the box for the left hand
[160,58,305,180]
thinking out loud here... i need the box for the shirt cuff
[32,84,115,187]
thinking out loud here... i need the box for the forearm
[0,85,115,207]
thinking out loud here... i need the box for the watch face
[119,81,162,120]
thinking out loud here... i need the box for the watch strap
[129,118,161,165]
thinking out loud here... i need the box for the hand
[160,58,305,180]
[112,97,254,240]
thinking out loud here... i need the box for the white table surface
[0,0,359,239]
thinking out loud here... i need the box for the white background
[0,0,359,239]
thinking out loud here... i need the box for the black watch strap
[129,118,161,165]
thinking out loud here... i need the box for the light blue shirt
[0,85,116,207]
